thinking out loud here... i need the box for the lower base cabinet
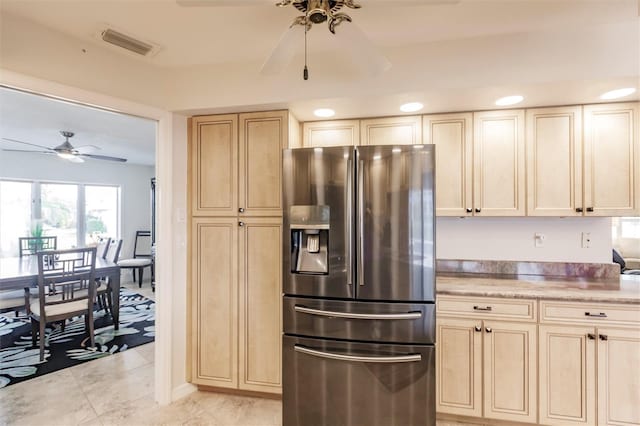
[190,217,282,394]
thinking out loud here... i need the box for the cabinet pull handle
[585,312,607,318]
[576,207,583,213]
[473,305,492,311]
[599,334,608,341]
[475,208,481,213]
[474,326,482,332]
[238,207,245,213]
[586,207,594,212]
[485,327,492,333]
[466,208,473,213]
[587,333,596,340]
[238,221,245,227]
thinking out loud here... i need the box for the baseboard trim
[172,383,197,401]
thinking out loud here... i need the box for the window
[612,217,640,260]
[0,179,120,257]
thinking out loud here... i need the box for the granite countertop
[436,273,640,304]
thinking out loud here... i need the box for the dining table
[0,255,122,330]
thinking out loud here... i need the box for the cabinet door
[436,317,483,417]
[303,120,360,147]
[597,327,640,426]
[483,321,537,423]
[583,103,639,216]
[539,325,596,426]
[526,106,583,216]
[360,115,422,146]
[239,111,287,216]
[190,218,238,388]
[190,114,238,216]
[423,113,473,216]
[473,110,526,216]
[238,218,283,394]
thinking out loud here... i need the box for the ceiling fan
[1,131,127,163]
[177,0,459,79]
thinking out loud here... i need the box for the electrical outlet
[534,233,546,248]
[582,232,591,248]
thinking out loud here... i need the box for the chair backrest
[106,239,123,263]
[36,247,97,318]
[133,231,152,258]
[19,236,57,257]
[96,237,111,259]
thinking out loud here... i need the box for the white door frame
[0,69,176,405]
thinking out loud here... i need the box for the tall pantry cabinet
[189,110,293,395]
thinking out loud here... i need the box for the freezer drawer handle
[585,312,607,318]
[473,305,492,311]
[294,305,422,320]
[294,345,422,363]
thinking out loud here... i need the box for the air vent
[101,29,153,56]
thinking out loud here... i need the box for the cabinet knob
[587,333,596,340]
[466,208,473,213]
[475,208,481,213]
[485,327,492,333]
[475,326,482,332]
[586,207,594,213]
[599,334,608,341]
[238,221,245,227]
[576,207,583,213]
[239,207,245,213]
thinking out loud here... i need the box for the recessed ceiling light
[314,108,335,118]
[495,95,524,106]
[314,147,323,153]
[373,154,382,160]
[600,88,636,100]
[400,102,424,113]
[392,148,402,153]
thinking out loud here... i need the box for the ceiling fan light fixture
[57,152,76,160]
[495,95,524,106]
[400,102,424,113]
[314,108,336,118]
[600,87,636,100]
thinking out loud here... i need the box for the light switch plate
[582,232,591,248]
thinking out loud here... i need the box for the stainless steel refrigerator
[282,145,436,426]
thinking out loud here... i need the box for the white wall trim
[0,69,175,406]
[171,383,197,402]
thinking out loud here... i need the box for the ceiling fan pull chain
[303,21,309,80]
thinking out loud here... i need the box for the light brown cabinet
[302,119,360,147]
[360,115,422,146]
[189,110,288,395]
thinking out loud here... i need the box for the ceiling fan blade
[176,0,271,6]
[260,24,305,75]
[334,21,391,76]
[74,144,101,154]
[358,0,459,4]
[81,153,128,163]
[1,148,54,154]
[1,138,54,151]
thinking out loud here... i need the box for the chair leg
[139,267,144,288]
[106,290,114,319]
[31,318,37,347]
[61,320,65,332]
[132,268,136,282]
[87,310,95,349]
[39,320,46,361]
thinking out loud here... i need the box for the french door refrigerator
[282,145,436,426]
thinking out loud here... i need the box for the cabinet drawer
[540,301,640,327]
[437,296,537,322]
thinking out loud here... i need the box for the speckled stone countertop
[436,274,640,304]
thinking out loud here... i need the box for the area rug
[0,288,154,388]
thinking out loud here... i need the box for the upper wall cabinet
[583,102,638,216]
[302,120,360,147]
[190,114,239,217]
[190,110,288,217]
[423,113,473,216]
[473,110,526,216]
[360,115,422,146]
[526,106,583,216]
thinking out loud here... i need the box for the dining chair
[24,247,97,361]
[96,237,111,259]
[117,231,154,288]
[97,238,123,318]
[19,236,57,257]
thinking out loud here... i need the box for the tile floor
[1,276,482,426]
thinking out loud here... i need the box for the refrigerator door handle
[294,344,422,363]
[294,305,423,320]
[357,159,365,287]
[347,158,353,286]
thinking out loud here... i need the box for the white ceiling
[0,87,156,166]
[0,0,638,121]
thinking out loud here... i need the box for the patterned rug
[0,288,155,388]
